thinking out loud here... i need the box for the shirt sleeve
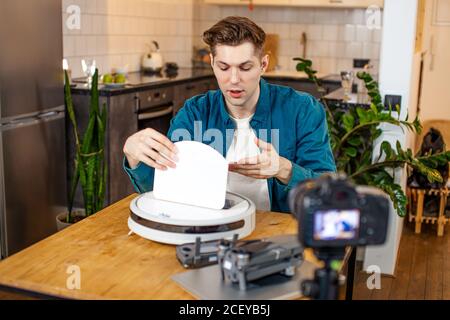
[122,101,196,193]
[274,95,336,194]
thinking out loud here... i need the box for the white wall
[62,0,194,78]
[363,0,418,276]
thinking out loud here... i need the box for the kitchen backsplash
[63,0,381,78]
[192,1,382,75]
[63,0,194,78]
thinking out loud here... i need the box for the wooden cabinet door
[173,78,218,115]
[108,93,139,203]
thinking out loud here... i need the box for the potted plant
[293,57,450,217]
[57,68,107,230]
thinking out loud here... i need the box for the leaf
[342,113,355,132]
[370,103,378,115]
[360,150,372,167]
[348,136,362,146]
[356,107,370,124]
[296,63,306,72]
[345,147,357,157]
[380,141,394,160]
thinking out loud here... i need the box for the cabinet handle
[329,0,343,3]
[134,96,140,113]
[138,106,173,120]
[185,84,196,90]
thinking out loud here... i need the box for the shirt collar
[219,78,270,126]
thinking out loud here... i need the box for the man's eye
[219,67,229,71]
[240,66,252,71]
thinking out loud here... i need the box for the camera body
[289,174,390,249]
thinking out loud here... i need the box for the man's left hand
[228,138,293,185]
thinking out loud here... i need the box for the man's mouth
[228,89,244,99]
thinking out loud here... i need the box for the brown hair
[202,16,266,57]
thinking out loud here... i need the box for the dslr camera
[288,173,390,300]
[289,173,390,249]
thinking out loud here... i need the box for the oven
[136,86,174,136]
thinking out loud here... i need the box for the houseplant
[60,68,108,227]
[293,57,450,217]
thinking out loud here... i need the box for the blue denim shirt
[123,78,336,213]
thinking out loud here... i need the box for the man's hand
[228,138,293,184]
[123,128,179,170]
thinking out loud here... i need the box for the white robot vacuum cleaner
[128,191,256,245]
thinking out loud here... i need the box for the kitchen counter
[70,67,340,97]
[323,87,371,108]
[71,67,216,96]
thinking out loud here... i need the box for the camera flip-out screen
[313,209,360,241]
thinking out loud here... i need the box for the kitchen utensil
[142,40,163,73]
[264,34,279,72]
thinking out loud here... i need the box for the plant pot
[56,209,86,231]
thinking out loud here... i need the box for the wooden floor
[353,221,450,300]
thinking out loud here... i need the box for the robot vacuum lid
[130,191,253,226]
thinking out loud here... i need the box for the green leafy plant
[64,69,108,223]
[294,57,450,217]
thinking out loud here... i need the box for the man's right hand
[123,128,179,170]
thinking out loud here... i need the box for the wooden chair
[407,188,449,236]
[407,120,450,236]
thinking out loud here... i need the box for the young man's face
[211,42,269,110]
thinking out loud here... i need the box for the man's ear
[209,53,214,68]
[261,54,269,74]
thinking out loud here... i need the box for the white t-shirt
[225,114,271,211]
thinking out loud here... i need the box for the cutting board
[153,141,228,210]
[265,34,279,72]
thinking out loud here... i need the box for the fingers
[255,137,272,151]
[146,147,177,169]
[124,128,179,171]
[231,168,268,179]
[147,128,178,154]
[143,136,178,163]
[230,161,270,170]
[236,155,260,165]
[138,155,166,171]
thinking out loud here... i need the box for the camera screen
[313,209,360,241]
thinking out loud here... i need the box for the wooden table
[0,194,352,300]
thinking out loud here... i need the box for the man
[123,16,336,213]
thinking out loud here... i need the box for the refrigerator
[0,0,67,257]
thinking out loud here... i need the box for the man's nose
[230,68,240,84]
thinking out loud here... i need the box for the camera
[289,173,390,249]
[288,173,390,300]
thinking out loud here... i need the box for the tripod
[301,247,346,300]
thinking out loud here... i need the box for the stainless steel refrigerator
[0,0,67,257]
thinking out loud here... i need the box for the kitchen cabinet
[264,77,341,99]
[204,0,383,8]
[173,78,218,115]
[204,0,291,6]
[290,0,383,8]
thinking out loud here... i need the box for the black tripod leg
[345,248,357,300]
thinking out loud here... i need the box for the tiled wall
[193,2,382,75]
[62,0,382,78]
[62,0,194,78]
